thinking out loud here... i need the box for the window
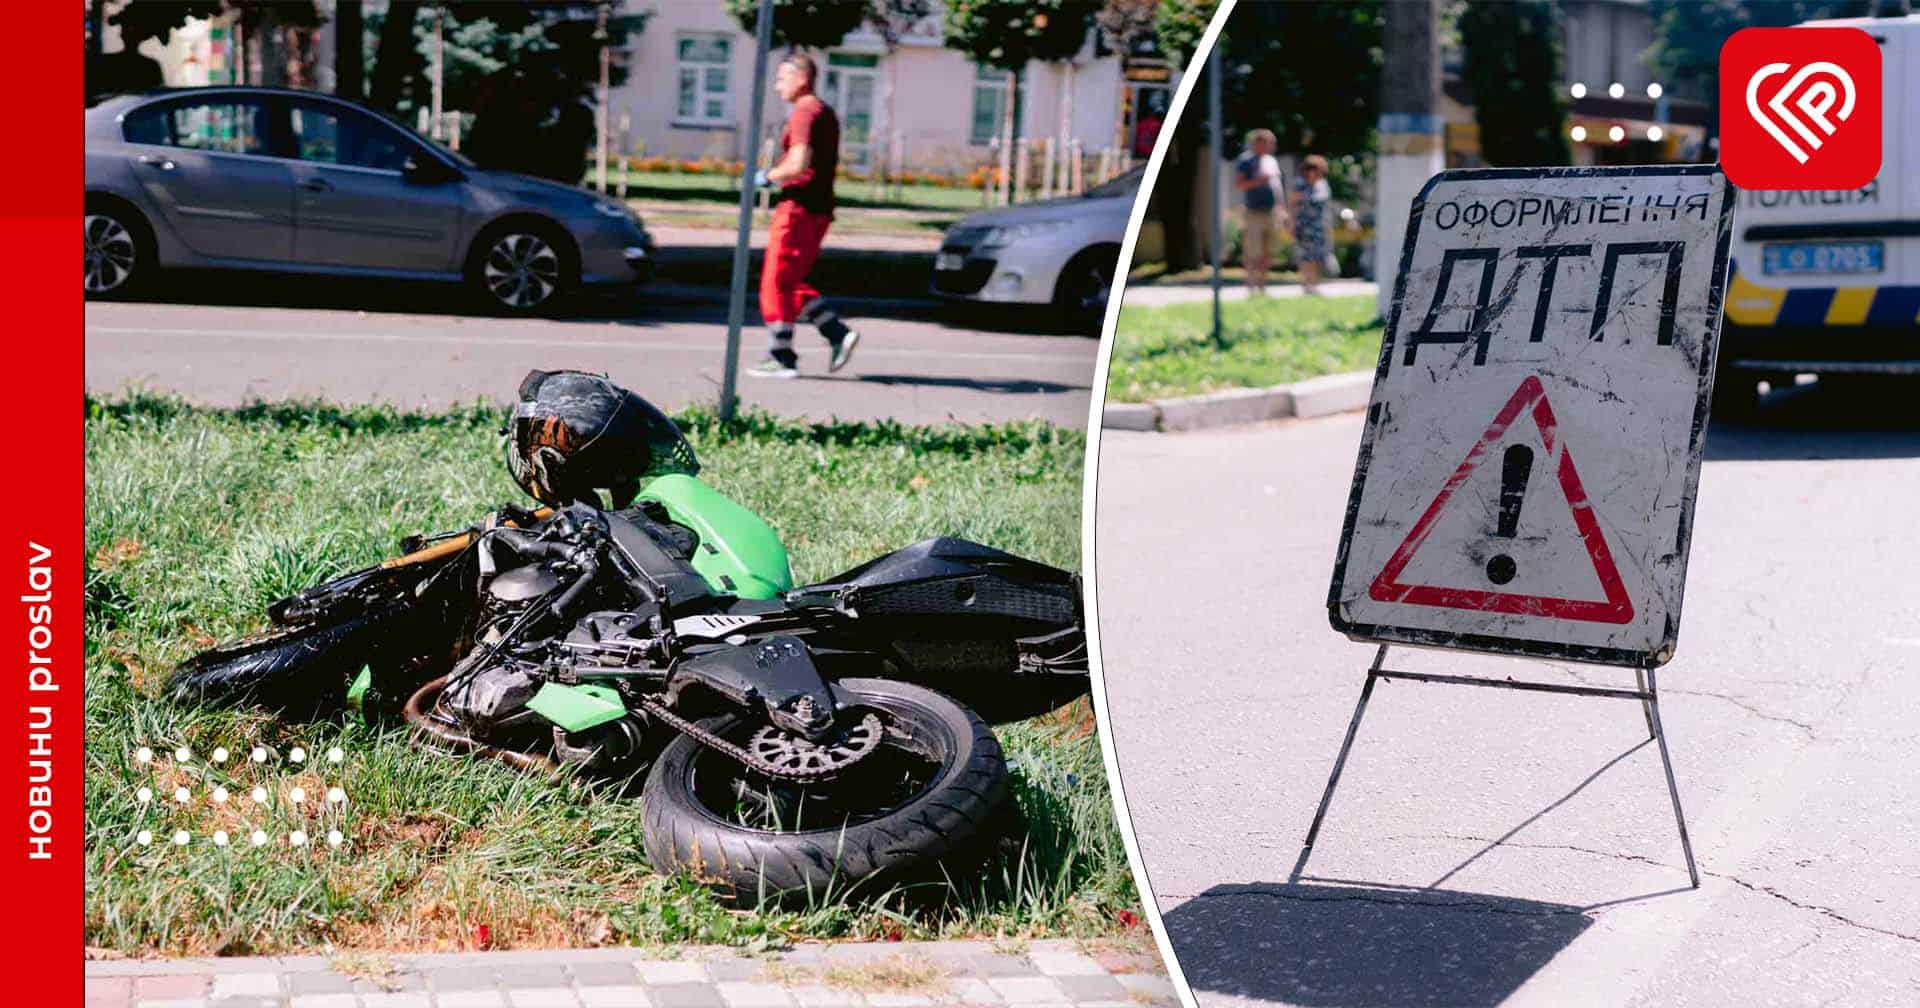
[675,35,732,125]
[968,65,1024,147]
[123,99,271,155]
[289,103,413,172]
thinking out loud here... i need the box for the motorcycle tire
[641,677,1008,904]
[267,553,456,628]
[167,604,420,717]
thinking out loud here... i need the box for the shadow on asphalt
[842,373,1088,395]
[1161,882,1592,1007]
[1707,375,1920,461]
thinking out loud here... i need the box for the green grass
[84,397,1137,956]
[1106,294,1384,404]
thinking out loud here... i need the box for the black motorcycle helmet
[503,370,700,508]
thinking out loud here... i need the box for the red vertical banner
[6,4,83,1001]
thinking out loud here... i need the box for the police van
[1720,14,1919,408]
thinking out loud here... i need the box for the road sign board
[1328,166,1734,666]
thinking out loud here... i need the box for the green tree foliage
[941,0,1100,71]
[1459,0,1569,167]
[1151,0,1217,69]
[941,0,1097,202]
[723,0,871,50]
[1644,0,1876,96]
[1150,1,1382,270]
[364,4,647,182]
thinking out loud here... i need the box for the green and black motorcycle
[169,371,1087,901]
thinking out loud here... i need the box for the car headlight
[593,199,637,223]
[979,219,1070,249]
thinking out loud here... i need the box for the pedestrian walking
[1233,128,1288,296]
[748,53,860,379]
[1290,153,1333,296]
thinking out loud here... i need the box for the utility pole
[596,1,612,193]
[1375,0,1442,320]
[1207,41,1223,347]
[719,0,777,422]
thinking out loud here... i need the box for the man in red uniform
[748,53,860,378]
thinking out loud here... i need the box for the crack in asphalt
[1544,662,1816,737]
[1662,687,1817,738]
[1387,834,1920,945]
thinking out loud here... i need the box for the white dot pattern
[125,739,355,854]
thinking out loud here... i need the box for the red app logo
[1719,27,1880,189]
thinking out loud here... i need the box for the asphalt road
[1093,380,1920,1007]
[84,279,1096,427]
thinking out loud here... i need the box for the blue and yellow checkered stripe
[1726,268,1920,327]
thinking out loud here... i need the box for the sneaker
[746,357,798,379]
[827,329,861,373]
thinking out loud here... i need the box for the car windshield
[1084,166,1145,200]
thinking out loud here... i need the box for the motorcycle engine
[443,661,543,736]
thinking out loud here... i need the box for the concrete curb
[85,938,1176,1008]
[1103,370,1373,432]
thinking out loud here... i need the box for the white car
[1719,14,1919,408]
[931,167,1141,333]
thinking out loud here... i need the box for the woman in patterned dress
[1290,153,1332,295]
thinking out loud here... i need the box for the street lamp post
[718,0,777,423]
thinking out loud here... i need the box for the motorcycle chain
[633,695,874,783]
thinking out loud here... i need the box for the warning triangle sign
[1368,375,1634,625]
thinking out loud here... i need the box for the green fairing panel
[638,474,793,599]
[526,682,628,732]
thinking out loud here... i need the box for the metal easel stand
[1294,644,1699,888]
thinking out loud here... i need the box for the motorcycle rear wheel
[641,677,1007,904]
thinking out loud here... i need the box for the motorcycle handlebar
[380,506,555,571]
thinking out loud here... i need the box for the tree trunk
[89,0,107,57]
[1375,0,1441,316]
[335,0,364,100]
[252,8,289,88]
[369,0,423,113]
[1008,63,1026,204]
[1156,126,1203,272]
[1057,60,1073,193]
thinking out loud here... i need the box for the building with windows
[621,5,1174,181]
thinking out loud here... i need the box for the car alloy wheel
[84,213,138,294]
[483,233,561,310]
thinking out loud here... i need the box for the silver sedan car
[84,86,654,314]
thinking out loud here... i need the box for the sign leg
[1634,666,1656,740]
[1645,667,1700,888]
[1294,646,1388,880]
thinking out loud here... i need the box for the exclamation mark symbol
[1485,444,1534,586]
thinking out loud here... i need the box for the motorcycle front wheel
[641,678,1008,904]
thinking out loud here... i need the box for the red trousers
[759,201,832,324]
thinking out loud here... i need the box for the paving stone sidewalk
[86,939,1178,1008]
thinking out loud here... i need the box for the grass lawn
[1105,294,1384,404]
[85,398,1135,956]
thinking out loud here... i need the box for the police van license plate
[1761,241,1883,276]
[935,252,965,271]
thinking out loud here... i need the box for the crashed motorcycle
[169,372,1087,901]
